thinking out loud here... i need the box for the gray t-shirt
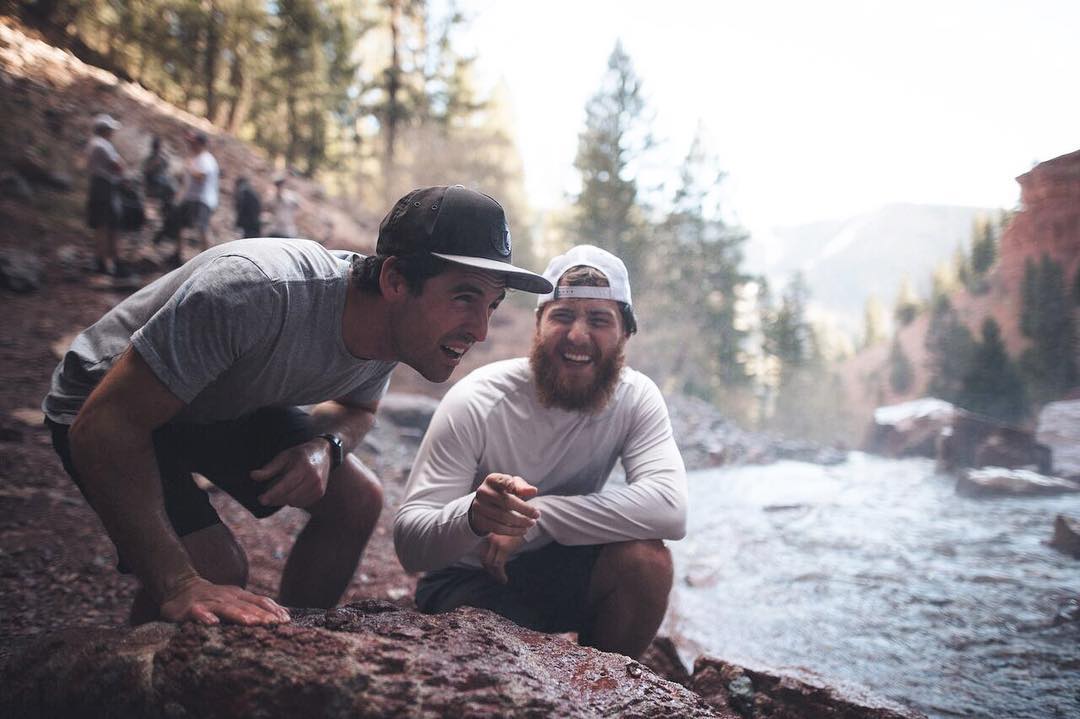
[44,238,395,425]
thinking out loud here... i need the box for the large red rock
[0,600,726,718]
[998,148,1080,302]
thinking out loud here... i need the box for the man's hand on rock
[251,439,331,508]
[160,575,290,625]
[468,473,540,536]
[483,533,525,584]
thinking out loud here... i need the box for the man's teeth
[442,345,466,359]
[562,352,591,363]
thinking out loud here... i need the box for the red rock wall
[999,148,1080,294]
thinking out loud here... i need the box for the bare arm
[69,347,287,625]
[250,398,379,508]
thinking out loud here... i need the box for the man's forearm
[69,415,199,603]
[308,400,376,453]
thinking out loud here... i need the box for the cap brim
[432,253,553,294]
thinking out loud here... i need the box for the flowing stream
[665,453,1080,718]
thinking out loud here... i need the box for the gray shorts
[415,542,604,636]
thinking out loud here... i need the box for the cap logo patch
[492,223,511,258]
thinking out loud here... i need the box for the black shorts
[162,200,211,239]
[86,176,119,230]
[415,542,605,636]
[48,406,316,571]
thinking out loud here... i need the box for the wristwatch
[319,433,345,471]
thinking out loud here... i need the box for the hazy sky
[457,0,1080,234]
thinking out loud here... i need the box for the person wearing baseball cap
[85,113,128,276]
[42,184,549,629]
[396,244,687,659]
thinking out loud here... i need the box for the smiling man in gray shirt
[395,245,687,658]
[44,185,551,627]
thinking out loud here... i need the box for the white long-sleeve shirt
[394,358,688,573]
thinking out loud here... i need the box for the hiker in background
[234,176,262,239]
[267,172,300,238]
[85,113,129,277]
[157,130,219,266]
[142,135,175,229]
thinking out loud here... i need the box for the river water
[665,453,1080,718]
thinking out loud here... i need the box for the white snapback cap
[537,244,636,331]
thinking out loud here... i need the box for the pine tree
[570,40,653,284]
[924,295,975,403]
[970,217,997,278]
[862,295,887,349]
[889,336,914,393]
[764,273,814,379]
[957,318,1027,422]
[893,276,920,326]
[357,0,481,199]
[1019,255,1078,404]
[652,128,751,396]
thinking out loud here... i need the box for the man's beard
[529,335,625,414]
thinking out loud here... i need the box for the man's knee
[596,540,673,597]
[312,455,383,530]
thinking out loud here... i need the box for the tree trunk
[382,0,402,200]
[224,49,249,132]
[204,3,220,121]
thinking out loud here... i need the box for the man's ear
[379,256,409,300]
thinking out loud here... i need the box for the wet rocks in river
[1037,399,1080,480]
[0,601,723,719]
[665,393,846,470]
[866,398,955,459]
[1049,514,1080,558]
[938,411,1050,474]
[689,656,926,719]
[956,467,1080,498]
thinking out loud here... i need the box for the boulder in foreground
[0,600,725,719]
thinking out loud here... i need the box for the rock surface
[866,398,955,459]
[1049,514,1080,559]
[666,393,847,470]
[956,467,1080,498]
[1,600,727,719]
[1037,399,1080,479]
[938,411,1050,474]
[689,657,925,719]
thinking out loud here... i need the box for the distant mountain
[746,204,997,332]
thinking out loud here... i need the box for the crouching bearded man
[394,245,687,658]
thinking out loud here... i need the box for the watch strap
[319,433,344,471]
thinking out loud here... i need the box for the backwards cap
[536,244,637,333]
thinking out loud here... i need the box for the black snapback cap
[376,184,552,294]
